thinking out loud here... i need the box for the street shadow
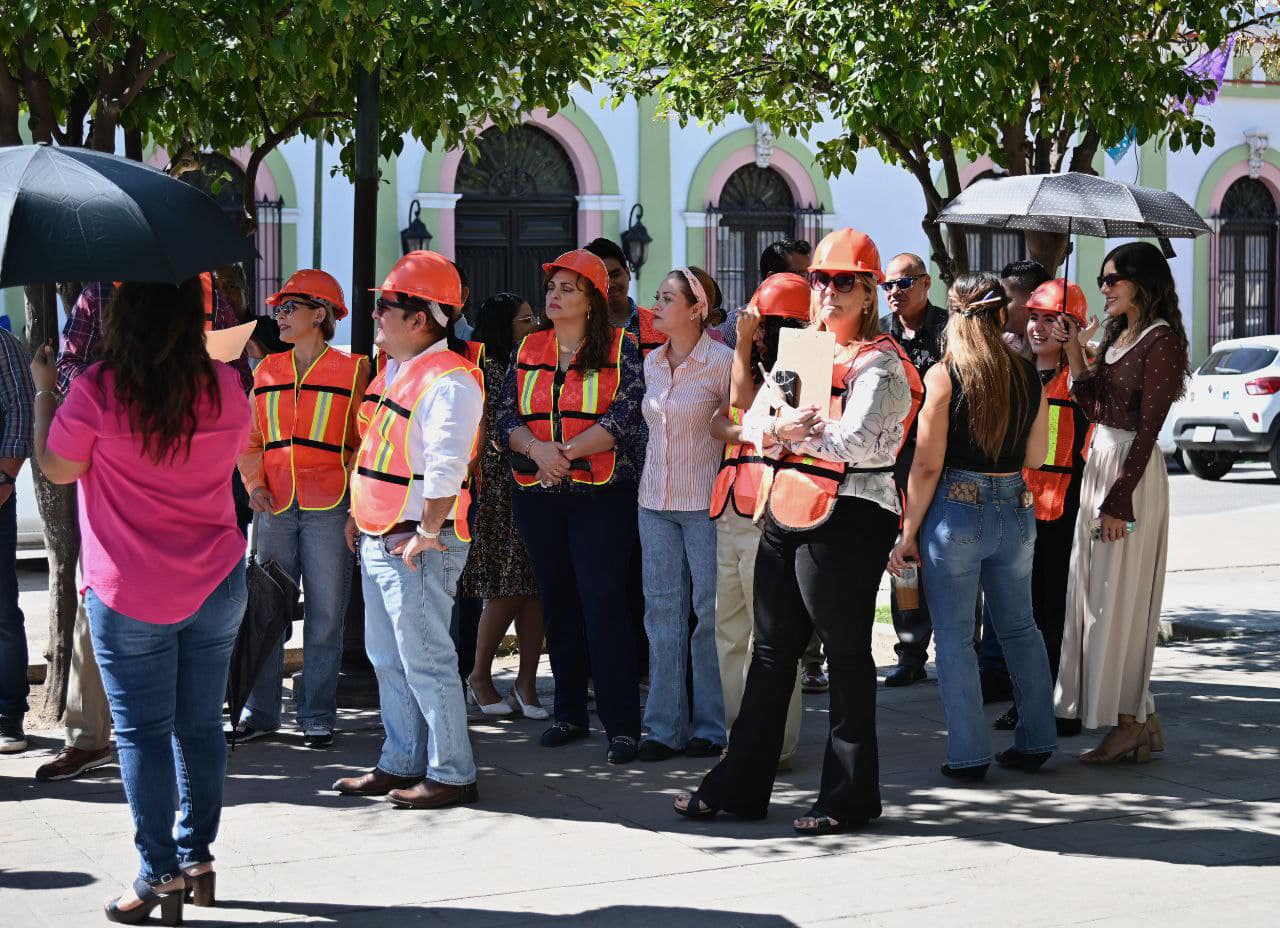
[200,901,798,927]
[0,868,97,890]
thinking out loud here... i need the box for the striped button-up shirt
[0,327,34,461]
[639,331,732,511]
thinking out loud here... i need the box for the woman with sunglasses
[675,229,920,835]
[458,293,548,719]
[1054,242,1189,763]
[497,250,645,766]
[234,270,369,748]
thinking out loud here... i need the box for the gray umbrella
[936,171,1211,239]
[0,144,254,288]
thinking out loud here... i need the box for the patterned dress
[460,356,538,599]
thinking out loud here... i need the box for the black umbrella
[225,515,302,744]
[0,144,254,287]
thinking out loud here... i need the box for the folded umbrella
[0,144,254,287]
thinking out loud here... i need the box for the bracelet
[35,389,60,402]
[523,435,538,456]
[415,524,440,540]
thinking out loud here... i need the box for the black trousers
[1031,501,1079,682]
[512,485,641,740]
[697,496,898,822]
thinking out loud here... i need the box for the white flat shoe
[509,686,550,721]
[467,684,514,717]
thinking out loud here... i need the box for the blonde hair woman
[889,273,1053,782]
[674,229,918,836]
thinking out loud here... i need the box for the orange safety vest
[512,327,625,488]
[1023,367,1091,522]
[253,346,365,514]
[199,271,216,331]
[351,346,484,538]
[636,306,668,357]
[761,334,924,530]
[709,406,768,520]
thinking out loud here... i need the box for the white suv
[1170,334,1280,480]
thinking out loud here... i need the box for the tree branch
[119,51,173,110]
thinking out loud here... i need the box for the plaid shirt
[57,281,253,394]
[0,326,34,460]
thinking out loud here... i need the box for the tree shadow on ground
[200,902,798,927]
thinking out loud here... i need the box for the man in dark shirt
[879,253,948,686]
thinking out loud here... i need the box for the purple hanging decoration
[1176,34,1237,113]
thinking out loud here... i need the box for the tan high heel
[1080,722,1152,765]
[1146,714,1165,752]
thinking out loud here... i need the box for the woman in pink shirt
[31,280,250,925]
[636,266,732,761]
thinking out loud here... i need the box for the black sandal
[673,792,719,820]
[793,814,844,836]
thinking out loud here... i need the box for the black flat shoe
[673,792,719,820]
[540,722,589,748]
[303,728,334,749]
[884,664,927,687]
[941,763,989,782]
[993,705,1019,731]
[607,736,638,765]
[637,739,681,762]
[684,738,724,758]
[995,748,1052,772]
[1056,716,1083,737]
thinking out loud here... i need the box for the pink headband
[677,268,709,321]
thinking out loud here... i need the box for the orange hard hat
[809,228,884,283]
[268,269,349,320]
[372,250,463,307]
[541,249,610,300]
[753,272,811,321]
[1026,278,1088,325]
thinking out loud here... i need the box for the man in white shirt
[332,252,485,809]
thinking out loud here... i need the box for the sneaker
[224,723,273,745]
[34,745,112,782]
[0,716,27,754]
[607,736,638,765]
[302,727,333,749]
[539,722,589,748]
[637,739,681,762]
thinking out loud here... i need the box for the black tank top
[944,356,1041,473]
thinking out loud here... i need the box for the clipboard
[773,328,835,410]
[203,320,257,363]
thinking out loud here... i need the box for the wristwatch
[415,524,440,540]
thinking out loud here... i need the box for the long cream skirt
[1055,425,1169,729]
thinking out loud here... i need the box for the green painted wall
[637,97,672,297]
[1192,143,1280,363]
[375,155,400,282]
[1075,150,1109,318]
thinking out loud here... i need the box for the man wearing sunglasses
[878,254,948,687]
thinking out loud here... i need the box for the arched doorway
[706,165,823,310]
[1214,177,1278,341]
[454,125,579,304]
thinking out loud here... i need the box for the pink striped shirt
[639,331,732,511]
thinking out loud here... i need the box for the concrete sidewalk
[3,635,1279,927]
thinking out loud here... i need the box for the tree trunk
[1024,229,1070,277]
[23,284,82,725]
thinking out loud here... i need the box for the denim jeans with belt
[87,562,247,884]
[921,469,1057,767]
[0,494,27,721]
[243,502,352,732]
[360,529,476,785]
[639,506,725,749]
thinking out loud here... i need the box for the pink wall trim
[436,109,605,257]
[704,147,818,208]
[1208,161,1280,213]
[958,156,998,190]
[147,146,281,200]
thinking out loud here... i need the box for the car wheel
[1269,441,1280,481]
[1181,448,1237,481]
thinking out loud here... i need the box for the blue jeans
[0,494,27,720]
[921,470,1056,767]
[243,503,352,731]
[87,561,247,884]
[639,507,725,749]
[360,530,476,785]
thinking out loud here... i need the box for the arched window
[1213,177,1278,342]
[963,169,1026,274]
[455,125,579,301]
[708,165,821,310]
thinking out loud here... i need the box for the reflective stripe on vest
[351,348,483,536]
[200,271,216,331]
[763,334,924,530]
[252,347,365,513]
[1023,367,1089,522]
[512,328,624,488]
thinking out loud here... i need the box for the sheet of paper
[203,320,256,363]
[773,328,836,410]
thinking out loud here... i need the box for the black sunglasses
[1097,273,1128,289]
[272,298,320,318]
[881,275,924,293]
[808,270,862,293]
[373,296,414,317]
